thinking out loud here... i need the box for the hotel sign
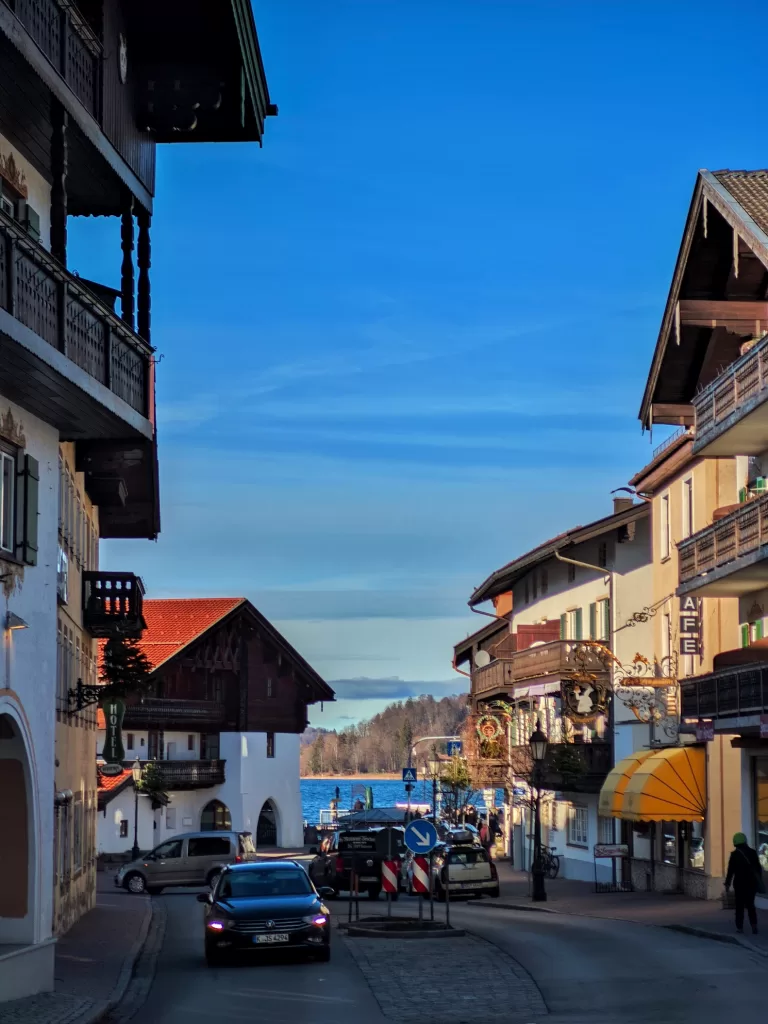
[680,596,701,656]
[101,698,125,767]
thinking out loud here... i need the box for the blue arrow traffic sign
[402,767,418,783]
[446,740,462,756]
[404,819,438,854]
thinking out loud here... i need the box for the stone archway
[0,713,31,930]
[257,799,279,846]
[200,800,231,832]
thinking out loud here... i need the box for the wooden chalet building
[97,598,334,855]
[0,0,273,1001]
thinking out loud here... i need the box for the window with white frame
[565,608,583,640]
[682,477,694,539]
[567,805,588,846]
[660,493,671,559]
[597,598,610,641]
[0,444,15,554]
[598,815,614,844]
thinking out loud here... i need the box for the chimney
[613,497,634,514]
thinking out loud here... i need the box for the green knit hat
[733,832,747,846]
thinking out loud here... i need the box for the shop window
[688,821,705,871]
[661,821,678,864]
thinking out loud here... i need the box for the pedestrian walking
[479,821,493,856]
[725,832,765,934]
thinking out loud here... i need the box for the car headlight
[302,914,328,927]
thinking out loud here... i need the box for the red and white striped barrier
[412,856,430,894]
[382,860,399,894]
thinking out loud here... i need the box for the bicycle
[540,845,560,879]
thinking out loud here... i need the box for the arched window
[257,799,277,845]
[200,799,231,832]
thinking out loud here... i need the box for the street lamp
[529,720,548,903]
[427,752,442,821]
[131,758,142,860]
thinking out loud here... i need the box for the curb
[82,897,154,1024]
[663,923,768,957]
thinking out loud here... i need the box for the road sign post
[404,819,438,855]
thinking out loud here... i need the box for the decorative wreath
[476,714,503,740]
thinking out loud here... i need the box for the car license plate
[253,933,290,944]
[359,876,378,882]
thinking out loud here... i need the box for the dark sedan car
[197,861,333,966]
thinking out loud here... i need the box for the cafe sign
[680,596,702,657]
[101,698,125,767]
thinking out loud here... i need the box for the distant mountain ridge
[300,692,468,776]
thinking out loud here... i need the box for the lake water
[300,778,503,824]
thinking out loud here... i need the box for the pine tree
[99,637,153,699]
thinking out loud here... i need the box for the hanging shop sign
[476,714,503,740]
[101,697,125,767]
[679,596,702,656]
[560,678,610,724]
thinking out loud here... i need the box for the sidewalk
[484,861,768,953]
[0,873,151,1024]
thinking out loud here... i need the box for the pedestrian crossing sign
[402,767,418,783]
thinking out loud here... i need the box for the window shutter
[741,624,750,648]
[560,613,566,640]
[589,603,597,640]
[757,620,764,641]
[575,607,583,640]
[15,454,39,566]
[603,599,611,641]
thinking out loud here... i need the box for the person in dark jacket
[725,832,763,934]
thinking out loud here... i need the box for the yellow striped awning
[622,746,706,823]
[598,749,655,818]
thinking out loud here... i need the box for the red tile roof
[136,598,244,671]
[97,708,106,729]
[97,767,133,792]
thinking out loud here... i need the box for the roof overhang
[469,504,649,606]
[639,170,768,429]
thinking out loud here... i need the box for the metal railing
[693,334,768,449]
[0,208,151,416]
[680,666,768,719]
[128,760,226,789]
[678,493,768,584]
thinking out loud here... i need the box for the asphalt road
[119,890,768,1024]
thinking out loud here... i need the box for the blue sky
[71,0,768,728]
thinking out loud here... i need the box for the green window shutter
[603,599,611,641]
[575,607,583,640]
[757,620,764,641]
[560,613,566,640]
[589,603,597,640]
[741,624,750,648]
[15,454,39,566]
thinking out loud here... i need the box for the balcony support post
[50,100,69,267]
[121,195,135,330]
[137,208,151,345]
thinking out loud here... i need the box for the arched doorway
[257,799,278,845]
[0,714,30,925]
[200,800,231,831]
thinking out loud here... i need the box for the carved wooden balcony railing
[678,494,768,587]
[127,760,226,790]
[0,207,151,417]
[693,334,768,455]
[681,665,768,720]
[83,572,145,638]
[122,700,226,729]
[12,0,101,116]
[473,640,609,697]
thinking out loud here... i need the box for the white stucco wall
[0,397,59,948]
[0,131,52,249]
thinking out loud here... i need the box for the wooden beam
[678,299,768,331]
[650,403,695,426]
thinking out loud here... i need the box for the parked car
[198,860,333,965]
[115,831,256,895]
[432,843,499,899]
[308,826,405,899]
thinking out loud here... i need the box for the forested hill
[300,693,469,776]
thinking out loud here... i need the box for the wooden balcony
[468,743,612,794]
[473,640,609,698]
[693,334,768,457]
[128,760,226,791]
[681,666,768,725]
[0,207,152,436]
[678,494,768,596]
[122,700,226,730]
[83,572,145,638]
[11,0,101,117]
